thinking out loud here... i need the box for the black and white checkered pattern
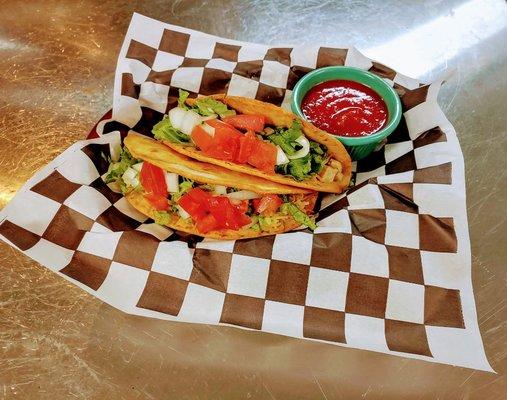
[0,13,492,372]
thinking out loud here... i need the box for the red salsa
[301,79,388,137]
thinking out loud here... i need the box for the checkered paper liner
[0,13,493,371]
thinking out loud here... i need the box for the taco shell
[158,94,353,193]
[123,133,318,239]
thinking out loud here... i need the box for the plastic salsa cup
[291,66,402,161]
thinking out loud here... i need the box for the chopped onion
[201,123,215,137]
[225,190,261,200]
[287,136,310,159]
[168,107,187,131]
[168,107,203,135]
[132,162,144,172]
[213,185,227,195]
[176,205,190,219]
[164,172,179,193]
[276,146,289,165]
[122,167,139,188]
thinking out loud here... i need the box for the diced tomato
[223,114,265,132]
[236,130,257,164]
[247,139,277,174]
[191,125,214,151]
[186,188,212,204]
[140,162,168,197]
[144,193,169,211]
[252,198,261,211]
[209,196,251,231]
[195,214,219,233]
[234,211,252,227]
[253,194,283,216]
[201,119,242,161]
[209,196,238,230]
[178,189,210,220]
[206,119,240,132]
[179,187,251,233]
[232,199,249,214]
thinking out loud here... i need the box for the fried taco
[151,90,352,193]
[104,133,318,239]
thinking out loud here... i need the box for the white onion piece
[180,110,203,135]
[168,107,187,131]
[168,107,203,135]
[225,190,261,200]
[122,167,139,188]
[213,185,227,195]
[287,136,310,159]
[164,172,179,193]
[132,162,144,172]
[201,123,215,137]
[176,205,190,219]
[275,146,289,165]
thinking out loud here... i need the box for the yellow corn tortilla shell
[125,133,309,194]
[159,94,352,193]
[125,190,318,240]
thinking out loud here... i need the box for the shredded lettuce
[258,216,275,231]
[275,143,328,181]
[267,120,303,156]
[177,89,190,110]
[280,202,317,230]
[171,179,194,203]
[104,147,138,184]
[152,116,190,143]
[194,97,236,118]
[249,215,281,232]
[154,211,171,226]
[268,121,328,180]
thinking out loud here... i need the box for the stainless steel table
[0,1,505,398]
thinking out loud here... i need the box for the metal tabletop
[0,1,505,398]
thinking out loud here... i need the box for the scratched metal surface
[0,0,506,398]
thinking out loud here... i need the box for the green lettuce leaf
[171,179,194,203]
[178,89,190,110]
[152,116,190,143]
[153,211,172,226]
[104,147,138,184]
[194,97,236,118]
[280,202,317,230]
[274,138,328,181]
[267,120,304,156]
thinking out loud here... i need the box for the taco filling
[152,90,344,185]
[104,146,317,235]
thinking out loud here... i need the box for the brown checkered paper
[0,13,493,371]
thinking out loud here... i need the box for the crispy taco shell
[123,133,317,239]
[126,190,317,240]
[159,95,352,193]
[125,134,309,194]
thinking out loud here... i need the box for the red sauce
[301,79,388,137]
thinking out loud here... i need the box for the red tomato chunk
[223,114,265,132]
[178,188,251,233]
